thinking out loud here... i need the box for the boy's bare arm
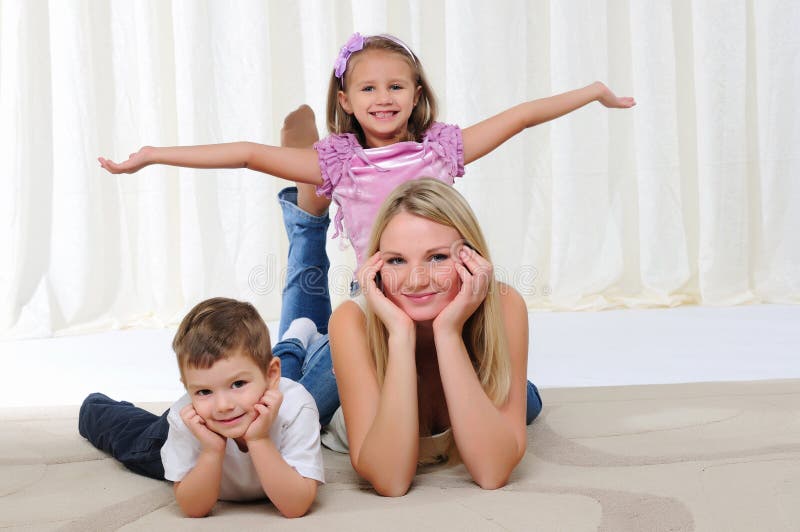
[243,387,318,517]
[172,403,226,517]
[247,439,319,518]
[173,450,225,517]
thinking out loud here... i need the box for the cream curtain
[1,0,798,338]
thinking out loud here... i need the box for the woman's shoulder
[496,283,527,319]
[330,299,367,331]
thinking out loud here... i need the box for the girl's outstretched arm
[98,142,323,186]
[461,81,635,164]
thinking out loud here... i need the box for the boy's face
[182,350,280,440]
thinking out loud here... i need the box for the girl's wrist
[143,146,158,165]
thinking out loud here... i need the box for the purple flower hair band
[334,33,366,82]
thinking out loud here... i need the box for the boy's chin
[208,417,253,440]
[212,426,247,441]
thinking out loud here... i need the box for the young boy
[79,297,324,518]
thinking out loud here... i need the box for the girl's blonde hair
[364,178,512,405]
[326,34,438,146]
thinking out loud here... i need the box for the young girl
[326,177,529,495]
[99,32,635,267]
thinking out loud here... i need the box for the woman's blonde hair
[326,34,437,146]
[364,178,511,405]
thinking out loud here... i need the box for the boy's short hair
[172,297,272,379]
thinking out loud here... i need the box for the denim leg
[298,334,339,426]
[526,380,543,425]
[273,335,339,426]
[278,187,332,337]
[273,338,305,382]
[78,393,169,480]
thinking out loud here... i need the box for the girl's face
[338,49,421,148]
[378,212,463,323]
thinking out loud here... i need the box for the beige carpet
[2,379,799,531]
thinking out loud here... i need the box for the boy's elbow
[275,479,317,518]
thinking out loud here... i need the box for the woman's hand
[98,146,155,174]
[593,81,636,109]
[358,252,414,337]
[433,246,492,335]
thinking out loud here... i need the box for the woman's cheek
[379,267,401,295]
[434,264,460,295]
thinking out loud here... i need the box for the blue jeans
[273,187,339,426]
[78,393,168,480]
[527,381,543,424]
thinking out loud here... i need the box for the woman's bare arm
[328,301,420,496]
[433,285,529,489]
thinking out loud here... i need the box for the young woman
[326,178,537,496]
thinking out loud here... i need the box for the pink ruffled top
[315,122,464,266]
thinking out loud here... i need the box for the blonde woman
[327,178,541,496]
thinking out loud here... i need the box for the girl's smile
[338,49,421,148]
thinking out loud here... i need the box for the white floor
[2,304,798,408]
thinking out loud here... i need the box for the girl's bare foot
[281,105,331,216]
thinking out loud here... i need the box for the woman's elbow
[179,505,212,519]
[372,477,412,497]
[473,470,511,491]
[354,460,413,497]
[279,506,311,519]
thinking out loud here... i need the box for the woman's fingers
[456,246,491,300]
[357,253,383,296]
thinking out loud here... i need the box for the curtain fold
[1,0,798,338]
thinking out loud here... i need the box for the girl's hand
[593,81,636,109]
[358,253,414,337]
[433,246,492,334]
[179,403,226,454]
[98,146,155,174]
[244,388,283,443]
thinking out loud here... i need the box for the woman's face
[378,212,463,323]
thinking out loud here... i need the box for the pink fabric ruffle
[314,133,361,199]
[423,122,465,178]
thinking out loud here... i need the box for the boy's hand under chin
[244,387,284,443]
[179,403,226,454]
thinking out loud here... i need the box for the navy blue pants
[78,393,169,480]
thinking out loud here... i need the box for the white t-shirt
[161,377,325,501]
